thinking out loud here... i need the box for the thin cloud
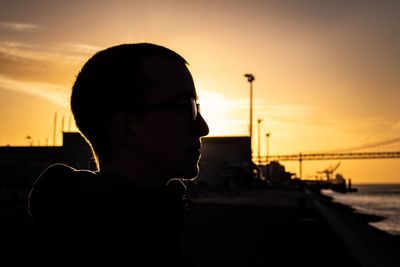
[63,43,102,55]
[263,104,316,123]
[0,41,97,65]
[0,21,39,32]
[394,121,400,131]
[0,41,68,63]
[0,75,69,107]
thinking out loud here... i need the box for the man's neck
[99,156,167,191]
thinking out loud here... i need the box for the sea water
[322,184,400,236]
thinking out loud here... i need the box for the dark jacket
[28,163,196,266]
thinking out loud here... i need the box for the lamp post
[244,73,255,157]
[266,132,271,163]
[257,119,263,165]
[26,135,32,146]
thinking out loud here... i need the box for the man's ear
[110,113,140,148]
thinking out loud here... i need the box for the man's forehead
[141,55,197,102]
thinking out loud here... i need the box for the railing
[255,151,400,163]
[253,151,400,179]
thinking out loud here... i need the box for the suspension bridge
[254,138,400,178]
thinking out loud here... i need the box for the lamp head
[244,73,255,82]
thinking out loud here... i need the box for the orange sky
[0,0,399,183]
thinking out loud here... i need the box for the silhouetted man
[28,43,209,266]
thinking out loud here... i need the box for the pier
[184,189,400,267]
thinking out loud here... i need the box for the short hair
[71,43,188,166]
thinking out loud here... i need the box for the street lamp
[257,118,263,165]
[26,135,32,146]
[266,132,271,163]
[244,73,255,156]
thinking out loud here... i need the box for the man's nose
[194,113,209,137]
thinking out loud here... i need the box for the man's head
[71,43,209,183]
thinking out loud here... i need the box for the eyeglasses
[135,97,200,121]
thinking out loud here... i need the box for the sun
[198,88,248,137]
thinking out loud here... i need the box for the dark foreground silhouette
[3,187,400,266]
[28,163,194,266]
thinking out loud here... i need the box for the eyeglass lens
[191,98,197,121]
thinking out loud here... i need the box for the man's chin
[179,170,199,181]
[180,176,198,181]
[171,165,199,180]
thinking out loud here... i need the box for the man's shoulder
[29,163,99,220]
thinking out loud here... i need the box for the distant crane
[317,162,341,181]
